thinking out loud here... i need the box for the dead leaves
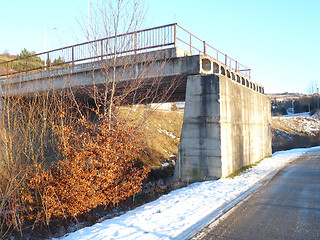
[24,115,149,223]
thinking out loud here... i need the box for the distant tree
[307,80,319,94]
[18,48,36,58]
[52,56,64,65]
[294,100,303,113]
[14,48,44,71]
[280,107,287,115]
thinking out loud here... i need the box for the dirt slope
[272,114,320,152]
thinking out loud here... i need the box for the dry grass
[272,115,320,152]
[272,116,320,136]
[118,106,184,166]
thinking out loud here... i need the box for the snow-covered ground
[273,112,311,117]
[272,114,320,136]
[59,147,319,240]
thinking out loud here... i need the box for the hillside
[119,106,184,167]
[272,113,320,152]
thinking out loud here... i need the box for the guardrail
[0,23,251,79]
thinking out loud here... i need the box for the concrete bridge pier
[175,73,271,182]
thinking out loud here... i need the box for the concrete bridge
[0,24,271,182]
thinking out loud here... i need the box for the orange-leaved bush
[25,115,149,223]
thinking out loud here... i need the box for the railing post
[203,41,206,55]
[47,52,50,68]
[174,24,177,47]
[235,61,238,72]
[72,47,74,65]
[101,40,104,61]
[225,54,228,66]
[134,32,137,54]
[190,35,192,54]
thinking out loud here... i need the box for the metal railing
[0,23,251,79]
[175,25,251,78]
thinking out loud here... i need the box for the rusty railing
[175,24,251,78]
[0,23,251,79]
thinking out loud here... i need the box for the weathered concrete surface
[175,74,271,182]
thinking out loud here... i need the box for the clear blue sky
[1,0,319,93]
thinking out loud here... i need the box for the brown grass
[272,116,320,152]
[118,106,184,166]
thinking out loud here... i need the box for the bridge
[0,23,271,182]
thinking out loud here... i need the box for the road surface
[191,148,320,240]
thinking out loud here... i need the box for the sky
[0,0,319,94]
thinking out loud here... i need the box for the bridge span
[0,24,271,182]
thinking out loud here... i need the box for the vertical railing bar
[174,24,177,47]
[72,47,74,65]
[101,39,103,60]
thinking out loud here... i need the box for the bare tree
[0,0,179,237]
[77,0,178,123]
[307,79,319,94]
[307,80,320,110]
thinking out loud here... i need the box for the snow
[59,147,319,240]
[274,116,320,136]
[274,112,311,117]
[157,128,177,139]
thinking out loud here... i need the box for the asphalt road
[191,148,320,240]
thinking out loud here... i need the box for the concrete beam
[0,48,213,98]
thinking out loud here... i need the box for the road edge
[172,154,303,240]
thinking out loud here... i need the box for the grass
[227,159,264,179]
[118,106,184,167]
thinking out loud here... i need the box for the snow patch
[157,128,177,139]
[59,147,319,240]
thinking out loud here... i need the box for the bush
[24,115,149,223]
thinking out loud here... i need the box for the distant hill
[267,93,305,100]
[267,93,320,116]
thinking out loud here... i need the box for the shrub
[24,115,149,223]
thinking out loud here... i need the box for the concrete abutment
[175,73,271,182]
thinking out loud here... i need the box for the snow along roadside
[59,147,319,240]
